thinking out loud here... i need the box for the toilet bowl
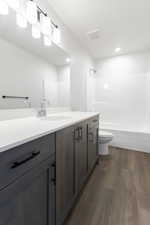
[99,131,114,155]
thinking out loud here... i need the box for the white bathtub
[101,122,150,153]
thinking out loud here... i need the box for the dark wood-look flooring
[65,147,150,225]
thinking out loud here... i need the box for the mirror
[0,7,71,109]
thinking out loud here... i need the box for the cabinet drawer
[0,156,55,225]
[0,134,55,190]
[88,116,99,129]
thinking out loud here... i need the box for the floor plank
[65,147,150,225]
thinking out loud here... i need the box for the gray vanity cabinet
[87,117,99,173]
[56,116,99,225]
[0,115,99,225]
[55,122,88,225]
[0,157,55,225]
[56,123,89,225]
[0,134,56,225]
[0,134,55,190]
[56,126,75,225]
[74,122,88,193]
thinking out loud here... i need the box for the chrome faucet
[37,98,47,117]
[37,80,49,117]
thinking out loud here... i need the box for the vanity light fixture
[16,13,27,28]
[0,0,9,15]
[32,23,41,39]
[7,0,19,10]
[0,0,61,47]
[43,35,52,46]
[26,0,37,24]
[115,47,121,53]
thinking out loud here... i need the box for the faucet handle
[37,108,46,117]
[24,99,31,108]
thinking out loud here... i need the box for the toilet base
[99,143,110,155]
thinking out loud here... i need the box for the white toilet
[99,130,114,155]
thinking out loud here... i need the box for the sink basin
[41,116,72,121]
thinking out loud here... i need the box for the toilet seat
[99,131,113,138]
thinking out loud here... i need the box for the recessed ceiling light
[115,47,121,53]
[66,58,71,63]
[104,83,109,89]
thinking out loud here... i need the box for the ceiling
[49,0,150,59]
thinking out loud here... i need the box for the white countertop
[0,111,99,153]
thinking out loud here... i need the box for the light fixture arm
[36,5,58,29]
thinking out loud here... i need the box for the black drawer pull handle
[78,127,83,140]
[92,119,98,123]
[74,128,80,141]
[51,162,56,185]
[11,151,40,169]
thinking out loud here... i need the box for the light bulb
[115,47,121,53]
[0,0,8,15]
[26,0,37,24]
[41,14,51,36]
[104,83,109,89]
[66,58,71,63]
[16,13,27,28]
[53,27,61,44]
[7,0,19,10]
[32,24,41,39]
[44,35,52,46]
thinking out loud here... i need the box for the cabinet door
[75,122,88,193]
[56,126,75,225]
[87,117,99,172]
[0,157,55,225]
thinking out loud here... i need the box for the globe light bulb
[26,0,37,24]
[0,0,9,15]
[16,13,27,28]
[32,23,41,39]
[43,35,52,46]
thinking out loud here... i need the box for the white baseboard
[105,129,150,153]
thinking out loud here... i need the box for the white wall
[57,65,71,107]
[88,51,150,130]
[0,37,58,109]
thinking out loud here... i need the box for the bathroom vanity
[0,112,99,225]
